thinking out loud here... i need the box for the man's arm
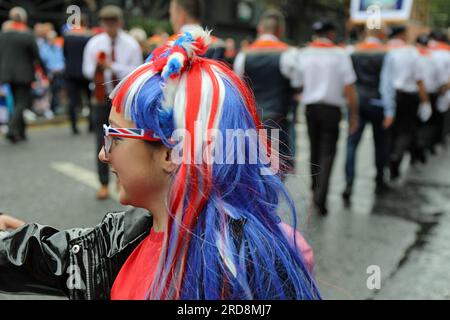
[379,53,396,128]
[417,80,430,104]
[82,38,97,80]
[344,83,359,135]
[30,33,47,76]
[233,51,246,78]
[111,40,143,79]
[280,47,303,89]
[342,52,359,134]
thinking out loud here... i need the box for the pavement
[1,115,450,300]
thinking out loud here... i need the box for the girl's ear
[162,147,177,174]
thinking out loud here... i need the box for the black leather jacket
[0,208,152,300]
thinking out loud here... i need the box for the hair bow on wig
[146,27,212,80]
[111,26,212,122]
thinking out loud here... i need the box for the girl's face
[98,108,173,209]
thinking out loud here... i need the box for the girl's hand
[0,214,25,231]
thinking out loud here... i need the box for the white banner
[350,0,414,22]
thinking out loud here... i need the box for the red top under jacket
[110,228,164,300]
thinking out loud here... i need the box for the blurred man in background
[234,9,300,176]
[0,7,42,144]
[64,14,93,135]
[428,31,450,145]
[380,25,431,181]
[343,25,391,204]
[412,35,447,161]
[82,5,142,200]
[297,20,359,216]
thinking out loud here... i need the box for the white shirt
[431,49,450,86]
[296,38,357,107]
[180,24,201,33]
[417,52,445,94]
[82,30,143,92]
[233,34,302,88]
[380,41,427,115]
[385,42,425,93]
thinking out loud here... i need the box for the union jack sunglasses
[103,124,162,154]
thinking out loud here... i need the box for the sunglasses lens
[103,125,111,154]
[103,136,110,154]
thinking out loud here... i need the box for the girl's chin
[119,190,132,206]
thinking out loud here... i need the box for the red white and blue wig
[110,26,321,300]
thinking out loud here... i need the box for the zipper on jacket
[84,240,93,300]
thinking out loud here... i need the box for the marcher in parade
[296,20,359,215]
[0,7,42,144]
[428,31,450,146]
[411,35,446,162]
[380,25,431,181]
[63,13,93,135]
[0,28,320,300]
[234,9,300,175]
[82,5,143,200]
[343,25,392,203]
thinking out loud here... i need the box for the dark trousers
[411,93,439,160]
[92,104,110,186]
[345,103,387,186]
[306,104,341,209]
[66,78,92,133]
[435,108,447,146]
[445,110,450,140]
[389,91,420,171]
[50,72,65,113]
[8,83,32,139]
[262,114,296,174]
[427,94,444,147]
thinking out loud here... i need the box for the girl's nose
[98,147,109,164]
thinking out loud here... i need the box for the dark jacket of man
[351,43,386,105]
[0,29,41,85]
[63,30,92,81]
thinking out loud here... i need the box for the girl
[0,27,320,300]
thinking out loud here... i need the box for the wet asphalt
[0,117,449,300]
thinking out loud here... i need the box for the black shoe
[417,151,427,164]
[313,203,328,216]
[5,133,19,144]
[342,185,352,202]
[390,163,400,181]
[19,133,27,141]
[429,145,437,155]
[375,181,391,195]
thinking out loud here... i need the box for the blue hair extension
[130,75,175,147]
[177,75,321,300]
[162,57,183,80]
